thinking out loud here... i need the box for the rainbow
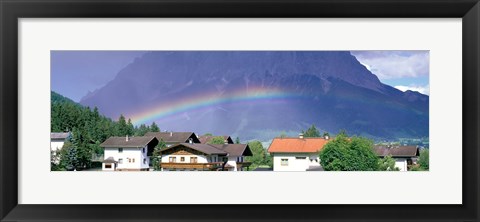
[130,87,302,125]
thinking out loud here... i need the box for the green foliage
[135,124,149,136]
[235,137,241,144]
[203,133,213,136]
[150,122,160,132]
[51,91,166,171]
[303,124,321,137]
[319,133,379,171]
[378,155,400,171]
[418,149,429,170]
[208,136,226,144]
[322,132,330,137]
[246,141,273,170]
[151,139,167,171]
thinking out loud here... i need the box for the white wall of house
[50,139,66,152]
[226,156,238,171]
[103,146,149,170]
[395,158,408,171]
[272,153,321,171]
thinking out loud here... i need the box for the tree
[150,122,160,132]
[418,149,429,170]
[246,141,272,170]
[208,136,226,144]
[322,132,330,138]
[378,155,400,171]
[235,137,241,144]
[151,139,166,171]
[303,124,320,137]
[135,124,149,136]
[319,133,379,171]
[203,133,213,136]
[115,115,128,136]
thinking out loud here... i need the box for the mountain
[80,51,429,141]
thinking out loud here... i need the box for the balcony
[161,162,225,170]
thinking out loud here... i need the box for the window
[128,158,131,163]
[295,156,306,159]
[143,158,147,164]
[169,157,176,163]
[190,157,198,163]
[142,148,145,153]
[281,158,288,166]
[105,164,111,169]
[118,148,123,153]
[118,158,123,164]
[180,157,185,162]
[132,158,135,163]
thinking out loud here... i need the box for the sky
[51,50,429,102]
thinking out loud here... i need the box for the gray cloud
[351,51,429,80]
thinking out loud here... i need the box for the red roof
[267,137,330,153]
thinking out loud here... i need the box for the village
[51,130,425,172]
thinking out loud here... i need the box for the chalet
[145,131,200,147]
[160,142,252,171]
[268,134,330,171]
[100,135,159,171]
[373,145,420,171]
[198,135,234,144]
[50,132,71,152]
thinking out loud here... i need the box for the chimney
[126,135,129,141]
[299,133,304,139]
[170,131,173,137]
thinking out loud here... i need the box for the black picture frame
[1,0,479,221]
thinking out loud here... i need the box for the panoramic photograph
[50,51,429,172]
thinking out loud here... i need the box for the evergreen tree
[150,122,160,132]
[303,124,321,137]
[235,137,241,144]
[116,115,128,136]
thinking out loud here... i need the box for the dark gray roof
[164,143,227,155]
[100,136,157,148]
[210,144,253,157]
[50,132,71,139]
[374,145,419,157]
[145,132,200,144]
[103,157,117,163]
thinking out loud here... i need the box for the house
[50,132,71,152]
[268,134,330,171]
[50,132,71,164]
[373,145,419,171]
[198,135,234,144]
[160,142,252,171]
[145,131,200,147]
[100,135,159,171]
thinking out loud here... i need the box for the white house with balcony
[100,135,159,171]
[160,142,252,171]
